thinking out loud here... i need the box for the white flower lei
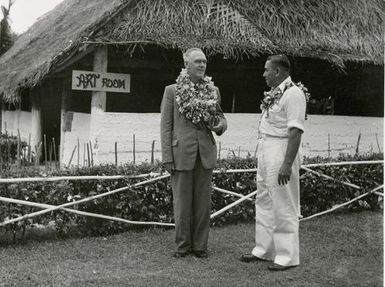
[261,81,311,119]
[175,68,218,125]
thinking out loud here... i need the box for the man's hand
[278,128,302,185]
[208,116,224,135]
[163,162,175,174]
[278,163,292,185]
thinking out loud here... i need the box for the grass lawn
[0,211,382,287]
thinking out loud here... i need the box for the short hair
[183,48,204,63]
[267,54,291,72]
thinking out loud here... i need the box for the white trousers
[252,137,301,266]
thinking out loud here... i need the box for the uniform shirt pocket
[270,103,282,113]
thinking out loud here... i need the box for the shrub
[0,153,382,241]
[0,133,28,167]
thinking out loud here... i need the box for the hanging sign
[72,70,131,93]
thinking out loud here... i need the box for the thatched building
[0,0,383,165]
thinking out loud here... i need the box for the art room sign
[72,70,131,93]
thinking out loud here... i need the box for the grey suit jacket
[160,84,227,170]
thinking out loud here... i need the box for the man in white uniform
[240,55,306,271]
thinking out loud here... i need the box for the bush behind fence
[0,153,383,241]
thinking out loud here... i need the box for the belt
[258,133,288,140]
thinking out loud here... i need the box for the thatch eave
[0,0,383,103]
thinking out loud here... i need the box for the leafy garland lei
[260,81,311,119]
[175,68,218,126]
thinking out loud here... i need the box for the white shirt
[259,76,306,137]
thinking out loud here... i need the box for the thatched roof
[0,0,383,102]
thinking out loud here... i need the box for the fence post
[35,142,42,167]
[34,145,38,167]
[44,134,48,170]
[57,144,60,169]
[49,140,53,169]
[86,143,91,168]
[17,129,20,168]
[28,133,31,163]
[151,140,155,165]
[355,132,361,155]
[6,130,10,165]
[0,131,2,169]
[83,143,86,167]
[133,134,136,164]
[89,140,94,166]
[375,133,382,153]
[68,145,77,167]
[327,134,331,159]
[115,142,118,167]
[53,138,57,169]
[77,138,80,167]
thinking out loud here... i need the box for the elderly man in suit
[160,48,227,258]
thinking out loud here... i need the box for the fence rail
[0,160,383,229]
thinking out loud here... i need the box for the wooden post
[0,129,2,169]
[0,100,2,133]
[6,129,10,164]
[89,140,94,166]
[115,142,118,167]
[49,140,53,169]
[60,78,72,167]
[91,46,107,113]
[151,140,155,165]
[44,134,48,170]
[355,132,361,155]
[31,88,42,163]
[15,102,21,144]
[28,134,31,163]
[83,143,86,167]
[16,129,20,168]
[86,143,91,168]
[35,142,42,167]
[133,134,136,164]
[52,138,57,168]
[57,145,60,169]
[90,46,108,166]
[375,133,382,153]
[77,138,80,167]
[238,146,241,158]
[327,134,331,159]
[67,145,77,167]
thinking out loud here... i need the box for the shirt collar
[276,76,292,93]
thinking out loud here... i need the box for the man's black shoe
[268,263,298,271]
[240,254,268,263]
[193,251,208,258]
[173,252,188,258]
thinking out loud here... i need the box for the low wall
[61,112,90,166]
[61,112,384,166]
[2,111,32,141]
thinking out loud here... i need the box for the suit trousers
[171,154,213,253]
[252,136,300,266]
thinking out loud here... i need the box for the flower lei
[175,68,218,126]
[260,81,311,119]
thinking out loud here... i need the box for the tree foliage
[0,0,16,56]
